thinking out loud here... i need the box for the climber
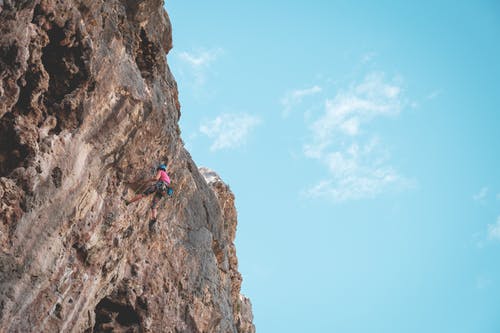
[124,163,171,231]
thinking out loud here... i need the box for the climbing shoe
[124,199,130,206]
[148,218,157,232]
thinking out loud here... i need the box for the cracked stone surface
[0,1,255,332]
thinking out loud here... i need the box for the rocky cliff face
[0,1,254,332]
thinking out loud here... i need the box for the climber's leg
[125,193,144,205]
[125,185,154,205]
[150,193,160,220]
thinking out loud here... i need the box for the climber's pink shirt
[158,170,170,184]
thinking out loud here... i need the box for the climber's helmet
[157,164,167,171]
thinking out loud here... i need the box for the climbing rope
[133,181,151,196]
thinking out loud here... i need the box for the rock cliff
[0,0,255,332]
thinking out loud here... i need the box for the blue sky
[166,1,500,332]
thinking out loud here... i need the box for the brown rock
[199,167,256,333]
[0,1,254,332]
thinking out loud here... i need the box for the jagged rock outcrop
[199,168,255,333]
[0,1,254,332]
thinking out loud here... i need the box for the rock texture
[0,1,254,332]
[199,168,255,333]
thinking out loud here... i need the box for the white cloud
[310,73,402,141]
[487,216,500,241]
[473,187,489,202]
[281,86,322,117]
[425,89,442,100]
[178,48,221,68]
[200,113,261,151]
[306,166,405,201]
[303,72,412,202]
[177,48,223,86]
[361,52,377,64]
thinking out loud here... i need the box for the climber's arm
[149,170,162,182]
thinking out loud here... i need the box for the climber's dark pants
[142,183,165,209]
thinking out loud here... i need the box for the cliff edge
[0,0,254,332]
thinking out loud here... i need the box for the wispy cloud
[281,86,322,117]
[200,113,261,151]
[473,186,489,202]
[487,216,500,241]
[303,72,413,201]
[178,49,220,68]
[177,48,223,86]
[361,52,377,64]
[425,89,442,100]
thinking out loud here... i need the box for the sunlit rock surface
[0,0,254,331]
